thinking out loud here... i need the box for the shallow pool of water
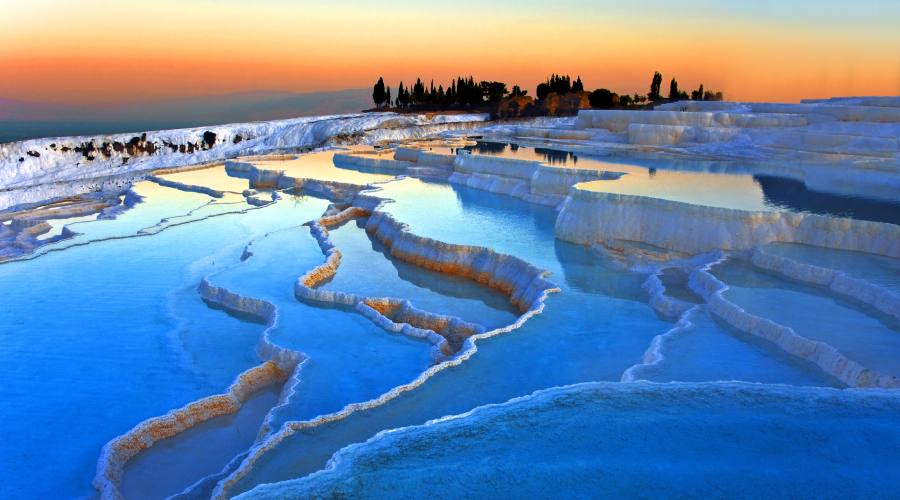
[156,164,251,193]
[2,144,896,499]
[763,242,900,293]
[714,259,900,379]
[455,141,900,222]
[248,149,395,185]
[0,189,282,498]
[321,218,519,329]
[243,383,900,499]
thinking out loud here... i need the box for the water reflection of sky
[156,165,250,193]
[453,141,900,224]
[251,150,395,185]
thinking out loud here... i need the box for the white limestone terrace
[0,112,489,190]
[324,98,900,387]
[86,154,559,499]
[327,100,899,260]
[645,100,900,160]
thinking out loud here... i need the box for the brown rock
[497,95,537,118]
[542,92,590,116]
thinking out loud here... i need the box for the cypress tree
[572,76,584,93]
[397,82,406,107]
[536,83,551,100]
[649,71,663,101]
[372,77,386,107]
[668,77,679,100]
[691,84,704,101]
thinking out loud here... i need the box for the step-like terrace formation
[7,97,892,498]
[0,113,489,191]
[554,187,900,257]
[689,257,899,389]
[90,155,560,499]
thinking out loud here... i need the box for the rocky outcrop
[542,92,591,116]
[497,96,538,118]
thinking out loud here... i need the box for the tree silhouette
[510,85,527,97]
[649,71,663,101]
[668,77,680,100]
[589,88,618,108]
[572,76,584,93]
[397,82,409,107]
[691,84,704,101]
[385,86,391,108]
[549,74,572,95]
[536,82,551,100]
[372,77,386,107]
[480,81,509,102]
[412,78,425,104]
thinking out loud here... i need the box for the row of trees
[373,76,512,108]
[652,71,723,102]
[588,72,723,109]
[372,74,583,108]
[373,71,723,110]
[535,74,584,100]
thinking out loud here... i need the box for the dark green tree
[649,71,663,101]
[455,76,482,106]
[510,85,527,97]
[691,84,704,101]
[480,81,509,102]
[668,77,679,100]
[385,86,391,108]
[547,74,572,95]
[572,76,584,93]
[589,88,618,108]
[372,77,386,107]
[446,80,456,105]
[412,78,425,104]
[397,82,408,107]
[536,82,551,100]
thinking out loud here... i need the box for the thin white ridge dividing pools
[751,247,900,321]
[210,208,560,499]
[689,256,899,389]
[94,278,306,500]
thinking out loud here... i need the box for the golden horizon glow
[2,0,898,105]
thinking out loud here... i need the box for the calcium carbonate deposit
[1,103,898,499]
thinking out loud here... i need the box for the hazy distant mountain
[0,89,371,143]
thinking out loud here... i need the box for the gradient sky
[2,0,898,105]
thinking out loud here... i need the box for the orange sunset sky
[2,0,898,105]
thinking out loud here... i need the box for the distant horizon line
[0,87,372,109]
